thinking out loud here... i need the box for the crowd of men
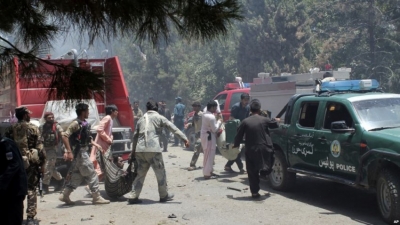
[0,94,278,225]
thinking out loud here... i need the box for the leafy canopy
[0,0,243,104]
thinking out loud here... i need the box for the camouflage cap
[15,106,32,115]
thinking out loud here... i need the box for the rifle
[60,120,86,192]
[61,144,80,193]
[38,166,43,198]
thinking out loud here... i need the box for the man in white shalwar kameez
[201,100,222,179]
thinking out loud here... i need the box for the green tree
[309,0,400,91]
[116,32,240,108]
[0,0,243,103]
[237,0,313,81]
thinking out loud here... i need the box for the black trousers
[0,194,25,225]
[245,147,274,194]
[159,128,169,151]
[174,119,184,145]
[225,147,244,170]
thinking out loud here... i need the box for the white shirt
[201,111,222,135]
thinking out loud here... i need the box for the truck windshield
[352,98,400,131]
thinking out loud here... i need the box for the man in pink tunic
[90,105,119,180]
[201,100,222,179]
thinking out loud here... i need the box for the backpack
[69,120,91,150]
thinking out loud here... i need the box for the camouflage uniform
[5,120,44,219]
[128,111,188,200]
[189,111,203,167]
[62,120,99,192]
[39,122,63,185]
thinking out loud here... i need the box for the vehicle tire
[169,132,174,143]
[376,168,400,224]
[268,151,296,191]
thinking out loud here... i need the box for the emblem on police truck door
[330,140,341,158]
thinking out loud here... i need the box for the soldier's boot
[59,188,75,205]
[160,193,175,202]
[92,191,110,204]
[53,178,64,192]
[26,217,37,225]
[42,184,49,194]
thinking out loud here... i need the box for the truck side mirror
[331,121,355,133]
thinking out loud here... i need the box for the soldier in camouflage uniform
[127,100,189,204]
[39,112,64,194]
[58,103,110,205]
[5,106,45,225]
[187,101,203,171]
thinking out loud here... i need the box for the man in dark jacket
[0,135,28,225]
[225,93,250,173]
[233,99,279,198]
[173,97,185,147]
[159,100,172,152]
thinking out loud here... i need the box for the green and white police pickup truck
[269,79,400,224]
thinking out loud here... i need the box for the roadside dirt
[30,146,385,225]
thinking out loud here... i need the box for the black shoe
[160,193,174,202]
[163,149,168,152]
[54,178,64,192]
[42,184,49,194]
[251,193,261,198]
[128,198,142,204]
[26,217,36,225]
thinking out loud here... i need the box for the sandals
[204,175,218,179]
[187,166,196,171]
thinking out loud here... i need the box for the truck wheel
[268,151,296,191]
[376,168,400,223]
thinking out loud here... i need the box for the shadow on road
[55,200,88,208]
[136,199,182,205]
[226,194,271,202]
[237,175,384,225]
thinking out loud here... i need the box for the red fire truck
[0,51,134,159]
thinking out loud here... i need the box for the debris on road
[182,214,190,220]
[227,187,241,192]
[168,214,177,219]
[81,218,92,221]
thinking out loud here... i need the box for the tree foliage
[118,0,400,109]
[0,0,243,104]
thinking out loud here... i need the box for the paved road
[30,146,386,225]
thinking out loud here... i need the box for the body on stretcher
[217,121,242,160]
